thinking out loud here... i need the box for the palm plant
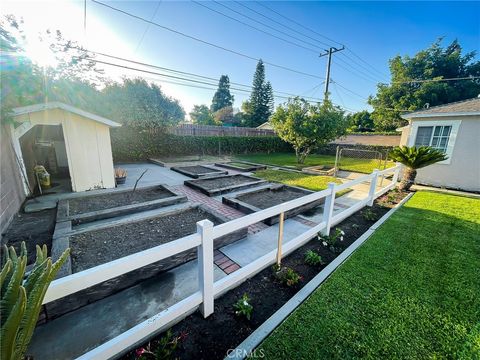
[1,242,69,360]
[390,146,448,191]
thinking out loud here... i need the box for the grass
[236,153,395,174]
[253,169,348,195]
[258,192,480,359]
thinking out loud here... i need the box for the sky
[3,1,480,117]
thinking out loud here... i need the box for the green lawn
[253,169,346,194]
[258,192,480,359]
[237,153,395,174]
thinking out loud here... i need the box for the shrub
[1,242,69,360]
[304,250,323,266]
[233,293,253,320]
[362,208,378,221]
[135,330,187,360]
[319,228,345,253]
[110,127,293,162]
[276,267,302,287]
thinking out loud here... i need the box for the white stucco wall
[407,116,480,192]
[15,109,116,192]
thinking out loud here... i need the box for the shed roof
[12,102,121,127]
[402,97,480,120]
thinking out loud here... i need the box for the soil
[191,175,259,190]
[70,208,221,272]
[237,187,308,209]
[121,190,409,360]
[0,209,56,265]
[68,187,174,215]
[175,166,223,175]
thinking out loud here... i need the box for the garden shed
[10,102,121,194]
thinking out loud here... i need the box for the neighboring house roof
[256,121,273,129]
[402,97,480,120]
[12,102,122,127]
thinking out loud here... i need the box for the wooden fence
[168,124,276,137]
[43,165,401,359]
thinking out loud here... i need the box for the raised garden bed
[121,189,409,360]
[214,161,267,172]
[302,165,335,176]
[170,165,228,178]
[56,185,187,226]
[223,184,323,225]
[185,174,267,196]
[46,204,247,320]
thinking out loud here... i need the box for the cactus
[0,242,69,360]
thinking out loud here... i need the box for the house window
[414,125,452,153]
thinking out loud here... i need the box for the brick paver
[214,249,241,274]
[170,185,268,234]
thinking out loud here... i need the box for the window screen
[414,126,433,146]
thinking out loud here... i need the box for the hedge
[110,127,293,162]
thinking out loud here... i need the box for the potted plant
[115,167,127,185]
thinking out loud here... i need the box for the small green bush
[319,228,345,253]
[233,293,253,320]
[362,208,378,221]
[276,267,302,287]
[304,250,323,266]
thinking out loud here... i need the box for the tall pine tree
[245,60,274,127]
[211,75,234,112]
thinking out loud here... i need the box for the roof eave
[402,111,480,120]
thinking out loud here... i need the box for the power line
[211,1,324,52]
[91,0,324,80]
[255,1,344,48]
[81,48,325,101]
[339,52,389,82]
[345,48,390,79]
[233,1,333,48]
[333,58,380,84]
[134,0,162,53]
[389,76,480,84]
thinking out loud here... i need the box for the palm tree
[390,146,448,191]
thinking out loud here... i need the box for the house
[400,97,480,192]
[1,102,121,232]
[256,121,274,130]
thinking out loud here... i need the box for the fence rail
[168,124,276,137]
[43,164,402,359]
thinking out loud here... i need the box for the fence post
[276,212,285,267]
[321,183,337,236]
[197,219,214,318]
[368,169,379,206]
[392,163,401,185]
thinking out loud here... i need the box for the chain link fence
[334,146,390,177]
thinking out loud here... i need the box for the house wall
[15,109,116,192]
[0,125,27,236]
[407,116,480,192]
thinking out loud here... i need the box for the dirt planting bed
[46,204,247,320]
[185,174,266,196]
[171,165,227,178]
[223,184,323,225]
[58,185,187,225]
[121,189,409,360]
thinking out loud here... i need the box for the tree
[102,78,185,131]
[270,98,348,164]
[390,146,447,191]
[369,39,480,131]
[211,75,234,112]
[244,60,274,127]
[213,106,235,126]
[190,105,217,125]
[346,110,374,132]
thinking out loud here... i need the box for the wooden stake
[276,212,285,267]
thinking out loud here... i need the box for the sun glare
[23,40,58,68]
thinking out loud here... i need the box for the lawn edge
[224,191,414,360]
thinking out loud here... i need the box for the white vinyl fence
[43,164,401,359]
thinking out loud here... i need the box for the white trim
[402,111,480,120]
[9,123,30,195]
[12,102,121,128]
[408,119,461,165]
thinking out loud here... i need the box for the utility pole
[319,46,345,100]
